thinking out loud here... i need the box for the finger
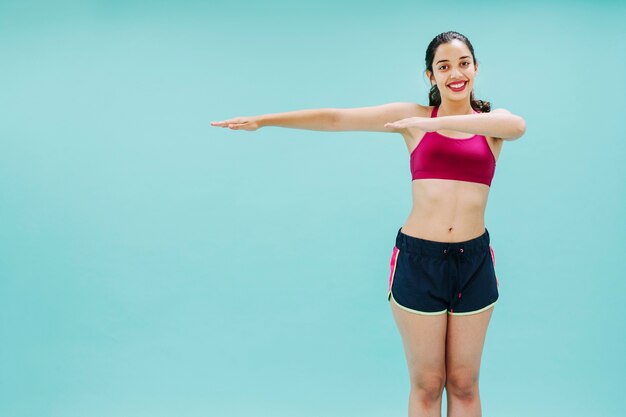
[213,120,241,126]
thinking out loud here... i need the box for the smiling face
[426,39,478,103]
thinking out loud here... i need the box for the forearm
[257,108,336,131]
[437,112,526,140]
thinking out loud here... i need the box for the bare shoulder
[419,103,433,114]
[399,103,431,142]
[405,102,431,117]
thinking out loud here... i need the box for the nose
[450,67,463,78]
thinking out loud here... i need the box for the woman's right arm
[259,108,336,131]
[211,102,422,133]
[211,109,333,131]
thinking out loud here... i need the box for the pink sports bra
[410,106,496,186]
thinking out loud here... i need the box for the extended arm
[435,109,526,141]
[257,108,336,131]
[211,108,334,131]
[211,102,418,133]
[259,102,417,133]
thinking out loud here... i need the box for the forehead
[434,39,471,61]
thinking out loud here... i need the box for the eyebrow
[435,56,471,65]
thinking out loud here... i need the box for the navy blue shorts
[387,227,499,315]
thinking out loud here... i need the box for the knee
[445,370,479,401]
[410,373,445,404]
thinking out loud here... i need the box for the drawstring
[444,246,466,309]
[443,246,466,262]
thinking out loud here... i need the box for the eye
[439,61,471,70]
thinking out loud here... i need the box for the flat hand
[384,117,439,131]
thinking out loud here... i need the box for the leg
[390,297,448,417]
[445,306,495,417]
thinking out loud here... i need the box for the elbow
[501,116,526,141]
[494,110,526,140]
[326,109,340,131]
[507,116,526,140]
[516,117,526,138]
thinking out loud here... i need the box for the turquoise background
[1,1,625,416]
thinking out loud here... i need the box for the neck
[437,101,474,116]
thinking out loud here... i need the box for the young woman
[212,31,526,417]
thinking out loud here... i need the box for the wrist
[255,115,267,128]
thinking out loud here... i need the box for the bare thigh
[446,306,494,389]
[389,298,448,388]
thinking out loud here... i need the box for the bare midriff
[401,178,490,243]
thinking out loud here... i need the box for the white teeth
[449,82,466,88]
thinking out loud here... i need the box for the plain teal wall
[1,1,625,416]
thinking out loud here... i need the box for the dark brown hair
[425,31,491,113]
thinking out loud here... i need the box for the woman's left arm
[385,108,526,141]
[438,108,526,141]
